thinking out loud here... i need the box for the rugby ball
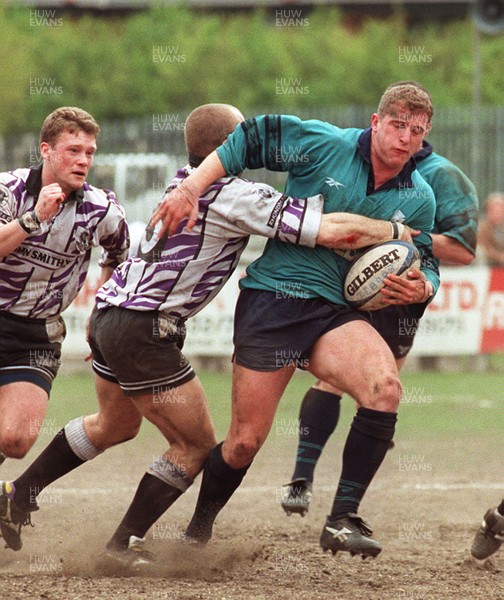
[344,241,421,311]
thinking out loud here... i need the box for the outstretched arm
[317,213,416,249]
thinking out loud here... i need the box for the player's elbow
[460,253,475,266]
[452,251,475,266]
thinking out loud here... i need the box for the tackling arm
[317,213,415,249]
[151,151,225,237]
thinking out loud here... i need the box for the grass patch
[47,368,504,443]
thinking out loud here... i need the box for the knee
[224,436,261,469]
[366,373,402,412]
[0,431,35,459]
[379,373,402,410]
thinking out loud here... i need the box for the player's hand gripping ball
[344,240,421,311]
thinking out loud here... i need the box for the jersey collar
[414,140,433,163]
[26,164,85,205]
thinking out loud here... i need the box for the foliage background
[1,4,504,136]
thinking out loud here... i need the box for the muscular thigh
[309,319,400,407]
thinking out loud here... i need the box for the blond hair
[378,82,433,122]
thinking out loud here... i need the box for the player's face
[40,129,97,195]
[371,104,430,174]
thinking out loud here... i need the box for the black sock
[291,388,341,482]
[107,473,184,551]
[185,442,250,543]
[330,407,397,521]
[13,429,85,512]
[497,499,504,516]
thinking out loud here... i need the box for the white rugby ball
[344,241,421,311]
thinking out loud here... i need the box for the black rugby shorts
[370,304,423,359]
[0,311,66,394]
[88,305,195,396]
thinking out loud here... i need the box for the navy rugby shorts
[370,304,423,359]
[0,311,66,394]
[233,288,369,371]
[89,305,195,396]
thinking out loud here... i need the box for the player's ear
[371,113,379,132]
[39,142,51,160]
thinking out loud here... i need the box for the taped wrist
[18,210,41,235]
[390,221,405,240]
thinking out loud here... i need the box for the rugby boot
[320,513,382,559]
[101,536,156,572]
[281,478,312,517]
[471,507,504,560]
[0,481,37,551]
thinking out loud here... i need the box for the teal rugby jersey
[416,142,479,261]
[217,114,439,305]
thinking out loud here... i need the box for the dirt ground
[0,424,502,600]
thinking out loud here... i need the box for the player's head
[39,107,99,194]
[39,107,100,147]
[185,103,244,164]
[377,81,433,123]
[371,82,432,172]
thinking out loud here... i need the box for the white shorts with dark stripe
[88,305,195,396]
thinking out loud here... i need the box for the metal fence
[2,105,504,205]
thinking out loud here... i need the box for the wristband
[390,221,405,240]
[18,210,41,235]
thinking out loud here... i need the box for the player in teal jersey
[153,82,438,559]
[281,139,479,518]
[219,116,438,306]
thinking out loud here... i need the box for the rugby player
[0,107,128,464]
[151,83,439,559]
[281,137,479,517]
[0,103,414,563]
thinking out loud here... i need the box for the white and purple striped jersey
[96,166,323,320]
[0,165,129,319]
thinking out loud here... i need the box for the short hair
[185,103,244,158]
[378,82,433,122]
[39,107,100,146]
